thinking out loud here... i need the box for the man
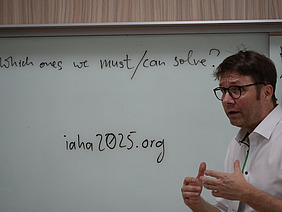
[181,50,282,211]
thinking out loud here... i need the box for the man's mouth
[228,110,240,117]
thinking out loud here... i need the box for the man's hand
[181,162,206,207]
[200,160,249,200]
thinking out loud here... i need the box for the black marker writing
[73,60,89,69]
[39,60,63,70]
[173,50,207,67]
[280,46,282,62]
[131,50,148,79]
[99,51,166,80]
[1,49,221,78]
[100,54,134,70]
[280,46,282,79]
[209,48,221,67]
[64,130,166,163]
[65,134,93,151]
[0,56,34,69]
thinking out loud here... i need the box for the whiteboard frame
[0,20,282,37]
[0,20,280,212]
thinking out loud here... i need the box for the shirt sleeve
[214,137,240,212]
[215,198,228,212]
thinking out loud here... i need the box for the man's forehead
[219,71,252,86]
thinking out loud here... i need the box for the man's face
[219,71,264,132]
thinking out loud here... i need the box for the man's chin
[229,119,242,128]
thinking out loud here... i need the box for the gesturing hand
[201,160,249,200]
[181,162,206,207]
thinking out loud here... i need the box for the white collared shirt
[215,105,282,212]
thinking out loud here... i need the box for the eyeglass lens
[215,86,241,100]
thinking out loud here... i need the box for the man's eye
[230,87,240,94]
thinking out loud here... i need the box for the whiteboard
[270,36,282,105]
[0,33,269,212]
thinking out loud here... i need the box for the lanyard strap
[242,146,250,173]
[238,132,250,173]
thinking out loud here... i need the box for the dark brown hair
[213,50,277,105]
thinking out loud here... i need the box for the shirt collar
[253,105,282,140]
[235,105,282,142]
[235,129,249,144]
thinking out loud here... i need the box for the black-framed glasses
[213,82,266,101]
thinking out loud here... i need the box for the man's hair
[213,50,277,105]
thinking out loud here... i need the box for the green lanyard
[239,132,250,174]
[242,146,250,173]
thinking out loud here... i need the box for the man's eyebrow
[219,80,241,87]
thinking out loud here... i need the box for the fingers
[183,160,244,202]
[181,162,206,207]
[205,160,241,178]
[234,160,241,173]
[204,169,222,179]
[181,185,201,197]
[182,177,202,201]
[183,177,197,185]
[200,176,222,197]
[196,162,206,179]
[201,180,219,191]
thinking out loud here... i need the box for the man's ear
[263,84,273,101]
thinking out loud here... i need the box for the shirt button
[245,171,248,175]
